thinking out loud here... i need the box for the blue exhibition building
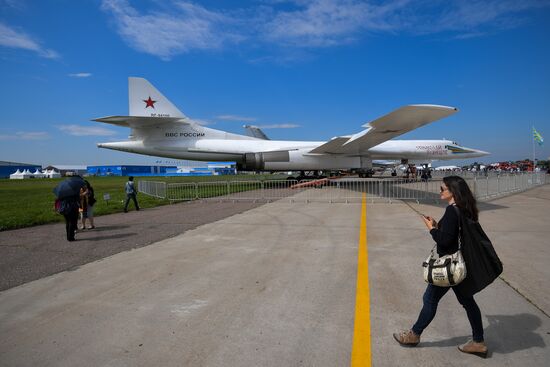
[87,163,236,177]
[0,161,42,178]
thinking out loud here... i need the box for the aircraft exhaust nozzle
[97,141,144,154]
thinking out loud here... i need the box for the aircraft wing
[309,105,458,154]
[93,115,189,128]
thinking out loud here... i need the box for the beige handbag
[423,244,466,287]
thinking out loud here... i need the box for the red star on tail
[143,96,156,108]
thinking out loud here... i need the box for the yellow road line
[351,193,371,367]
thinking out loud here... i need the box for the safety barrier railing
[137,180,166,199]
[138,172,547,203]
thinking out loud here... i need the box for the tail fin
[129,77,185,118]
[243,125,270,140]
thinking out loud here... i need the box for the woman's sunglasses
[440,186,448,193]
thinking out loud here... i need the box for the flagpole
[532,125,535,169]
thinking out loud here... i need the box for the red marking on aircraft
[143,96,156,108]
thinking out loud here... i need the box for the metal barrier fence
[138,172,548,204]
[137,180,166,199]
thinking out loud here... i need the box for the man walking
[123,176,140,212]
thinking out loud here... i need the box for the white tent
[33,169,46,178]
[9,169,24,179]
[21,169,33,179]
[45,169,61,178]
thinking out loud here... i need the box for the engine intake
[238,151,290,171]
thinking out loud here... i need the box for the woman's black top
[429,204,459,256]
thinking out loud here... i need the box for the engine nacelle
[238,151,290,171]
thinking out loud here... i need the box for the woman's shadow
[420,313,546,355]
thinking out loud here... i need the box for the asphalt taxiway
[0,185,549,366]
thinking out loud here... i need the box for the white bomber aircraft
[95,77,489,174]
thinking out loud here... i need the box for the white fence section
[137,180,167,199]
[138,172,548,204]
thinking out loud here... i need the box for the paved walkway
[0,201,263,291]
[369,184,550,366]
[0,185,549,366]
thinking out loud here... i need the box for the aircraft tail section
[129,77,185,118]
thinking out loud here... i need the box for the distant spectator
[53,176,85,242]
[124,176,140,213]
[420,170,428,182]
[79,180,96,229]
[62,196,80,241]
[405,166,411,180]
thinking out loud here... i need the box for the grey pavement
[0,201,361,367]
[0,201,263,291]
[371,185,550,366]
[0,185,549,366]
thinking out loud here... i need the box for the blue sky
[0,0,549,166]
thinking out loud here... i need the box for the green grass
[0,174,288,231]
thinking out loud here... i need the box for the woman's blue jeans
[412,284,484,342]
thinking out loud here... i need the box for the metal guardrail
[138,172,548,204]
[137,180,166,199]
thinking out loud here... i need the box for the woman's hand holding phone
[422,215,437,230]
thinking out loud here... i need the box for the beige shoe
[458,340,488,358]
[393,330,420,347]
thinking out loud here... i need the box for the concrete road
[0,201,263,291]
[369,185,550,366]
[0,202,361,366]
[1,185,549,366]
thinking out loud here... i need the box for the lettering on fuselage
[165,132,206,138]
[150,113,170,117]
[415,145,447,155]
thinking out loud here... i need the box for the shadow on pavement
[84,225,131,231]
[419,335,470,348]
[78,233,137,241]
[485,313,546,354]
[419,313,545,355]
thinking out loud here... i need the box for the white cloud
[0,22,60,59]
[257,124,301,129]
[262,0,550,45]
[57,125,117,136]
[262,0,402,47]
[68,73,92,78]
[402,0,550,36]
[0,0,26,10]
[0,131,50,140]
[100,0,550,59]
[101,0,242,60]
[216,114,257,122]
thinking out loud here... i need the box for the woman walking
[393,176,488,358]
